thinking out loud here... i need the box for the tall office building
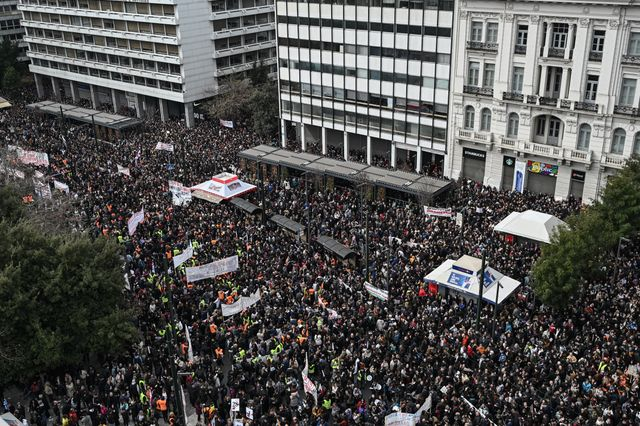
[276,0,454,174]
[1,0,27,59]
[17,0,276,126]
[448,0,640,202]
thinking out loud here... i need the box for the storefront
[526,160,558,195]
[501,156,516,191]
[461,147,487,183]
[569,170,585,200]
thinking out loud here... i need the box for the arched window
[464,106,475,129]
[507,113,519,137]
[634,133,640,156]
[611,128,626,155]
[577,124,591,151]
[480,108,492,131]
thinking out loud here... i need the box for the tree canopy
[532,157,640,307]
[0,184,137,384]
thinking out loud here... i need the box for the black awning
[270,214,305,234]
[315,235,358,259]
[229,197,262,215]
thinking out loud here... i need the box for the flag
[155,142,174,152]
[219,119,234,128]
[127,208,144,236]
[302,354,318,405]
[184,323,194,363]
[53,180,70,193]
[117,165,130,176]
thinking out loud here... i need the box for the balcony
[560,99,572,109]
[566,149,592,165]
[527,95,538,104]
[463,85,494,97]
[588,51,602,62]
[603,154,626,169]
[548,47,565,58]
[514,45,527,55]
[498,136,518,150]
[575,102,598,112]
[503,91,524,102]
[498,137,592,165]
[539,96,558,106]
[211,22,275,40]
[614,105,640,117]
[621,54,640,65]
[458,128,494,147]
[466,41,498,52]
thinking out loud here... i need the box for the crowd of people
[0,97,639,426]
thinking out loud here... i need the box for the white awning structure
[0,412,22,426]
[190,172,256,203]
[493,210,567,244]
[424,255,521,305]
[0,97,12,109]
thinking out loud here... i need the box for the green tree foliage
[1,65,20,91]
[0,185,137,384]
[248,81,278,138]
[532,157,640,307]
[0,40,23,93]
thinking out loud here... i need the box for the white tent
[424,255,521,305]
[190,172,256,204]
[493,210,567,244]
[0,412,22,426]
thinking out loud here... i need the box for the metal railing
[466,40,498,52]
[621,54,640,65]
[589,51,602,62]
[503,92,524,102]
[463,86,494,97]
[575,102,598,112]
[514,45,527,55]
[614,105,640,116]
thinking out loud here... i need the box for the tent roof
[424,256,521,305]
[190,173,256,203]
[0,412,22,426]
[493,210,567,244]
[316,235,357,259]
[0,97,11,109]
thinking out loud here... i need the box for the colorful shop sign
[527,161,558,177]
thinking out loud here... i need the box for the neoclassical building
[447,0,640,202]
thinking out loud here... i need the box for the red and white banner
[127,208,144,236]
[423,206,454,217]
[302,355,318,405]
[16,148,49,167]
[155,142,174,152]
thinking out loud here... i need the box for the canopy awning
[493,210,568,244]
[0,97,12,109]
[191,172,256,203]
[424,255,521,305]
[316,235,358,259]
[27,101,140,130]
[270,214,305,235]
[230,197,262,215]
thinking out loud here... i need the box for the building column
[51,77,61,100]
[159,99,169,122]
[280,119,287,148]
[366,136,372,165]
[321,127,327,155]
[538,66,548,97]
[34,74,45,99]
[565,24,575,60]
[343,132,349,161]
[559,68,569,100]
[184,102,195,128]
[543,22,553,57]
[300,123,307,151]
[390,143,397,168]
[69,80,79,103]
[89,85,100,109]
[112,89,121,114]
[554,166,571,201]
[134,94,144,118]
[524,18,543,96]
[415,148,422,173]
[569,22,590,101]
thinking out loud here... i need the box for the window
[620,78,637,106]
[584,75,599,102]
[549,118,561,139]
[512,67,524,93]
[483,63,495,87]
[611,128,626,154]
[516,24,528,46]
[470,21,483,42]
[634,133,640,155]
[464,106,475,129]
[468,62,480,86]
[552,23,569,48]
[486,23,498,43]
[536,116,546,136]
[480,108,491,131]
[591,30,605,53]
[628,32,640,56]
[577,124,591,151]
[508,113,519,137]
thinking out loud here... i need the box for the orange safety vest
[156,399,167,412]
[218,291,225,301]
[225,295,234,305]
[209,324,217,334]
[215,348,224,358]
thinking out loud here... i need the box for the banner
[173,244,194,269]
[455,212,463,228]
[302,354,318,405]
[527,160,558,177]
[127,208,144,236]
[384,413,415,426]
[34,182,52,199]
[513,160,526,193]
[53,180,69,193]
[220,119,234,129]
[414,394,432,420]
[184,323,194,363]
[155,142,175,152]
[364,282,389,301]
[16,148,49,167]
[117,165,131,176]
[169,180,192,206]
[221,290,261,317]
[186,255,239,282]
[423,206,454,217]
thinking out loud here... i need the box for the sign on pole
[231,398,240,412]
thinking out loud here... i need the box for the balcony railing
[603,154,626,169]
[589,51,603,62]
[514,45,527,55]
[463,86,494,97]
[614,105,640,116]
[539,96,557,106]
[497,138,593,165]
[458,128,494,146]
[548,47,565,58]
[560,99,572,109]
[527,95,538,104]
[575,102,598,112]
[466,40,498,52]
[566,149,592,164]
[503,91,524,102]
[621,54,640,65]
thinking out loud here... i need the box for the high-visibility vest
[139,392,147,404]
[209,324,217,334]
[331,358,340,369]
[215,348,224,358]
[308,364,315,374]
[322,399,331,410]
[598,361,608,372]
[158,329,166,337]
[156,399,167,412]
